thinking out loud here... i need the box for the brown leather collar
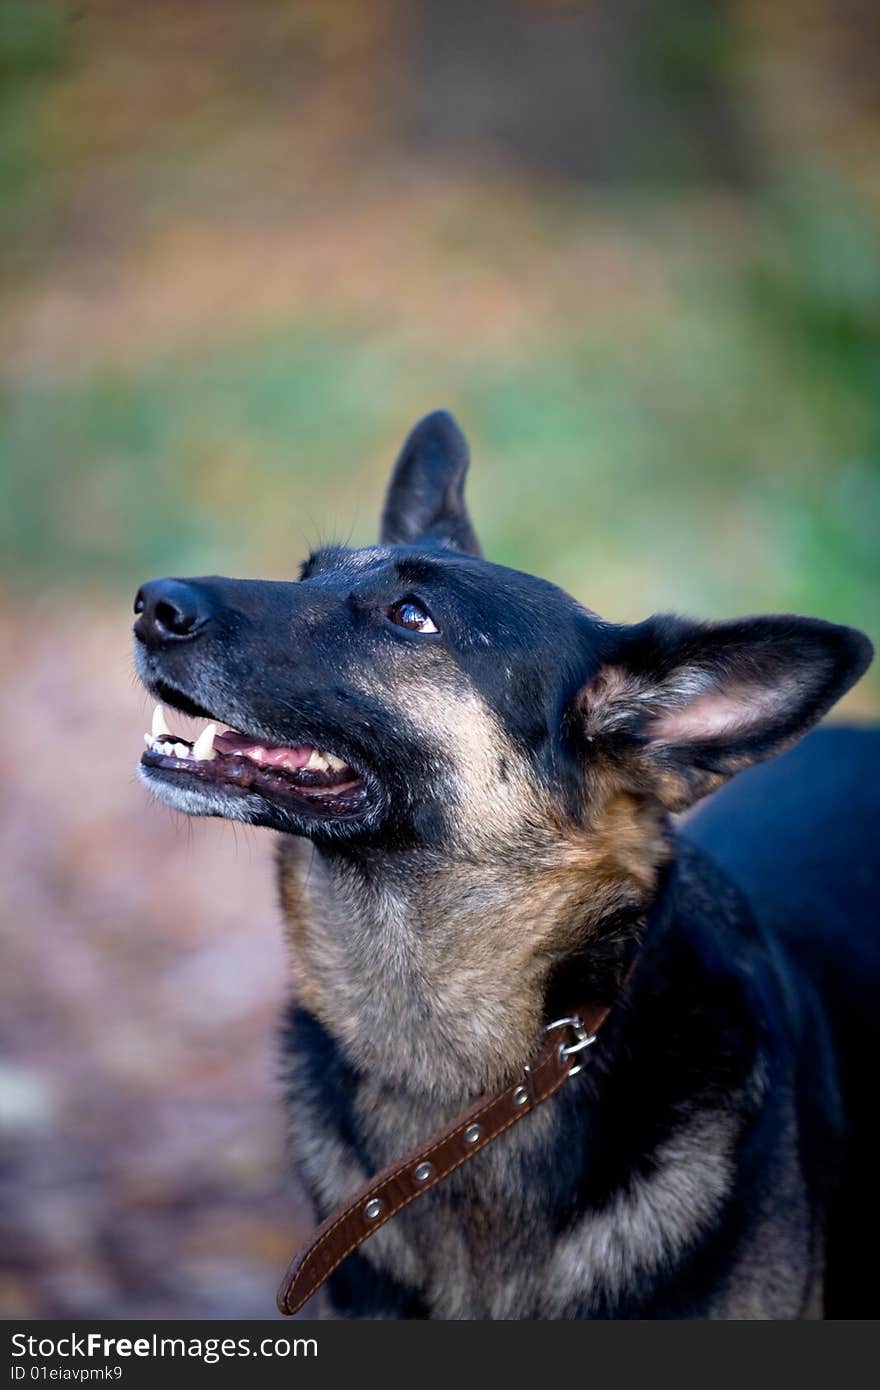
[277,976,633,1315]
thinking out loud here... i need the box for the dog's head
[134,411,872,854]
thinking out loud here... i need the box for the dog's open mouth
[140,703,368,818]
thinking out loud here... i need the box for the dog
[133,410,879,1318]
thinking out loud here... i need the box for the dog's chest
[289,1063,570,1317]
[286,1042,813,1319]
[286,1031,821,1319]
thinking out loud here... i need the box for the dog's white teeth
[305,749,331,772]
[192,723,218,761]
[152,704,173,739]
[144,733,153,747]
[173,743,190,759]
[160,741,175,755]
[325,753,348,771]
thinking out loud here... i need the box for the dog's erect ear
[380,410,482,556]
[577,614,873,811]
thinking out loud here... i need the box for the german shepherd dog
[134,411,879,1319]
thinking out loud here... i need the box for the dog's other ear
[381,410,482,555]
[578,614,873,811]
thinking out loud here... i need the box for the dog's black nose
[134,578,213,647]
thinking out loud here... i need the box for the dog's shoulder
[683,726,880,941]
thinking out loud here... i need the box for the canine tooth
[325,753,348,771]
[152,704,173,739]
[192,723,218,761]
[174,743,190,759]
[305,749,330,772]
[144,733,153,747]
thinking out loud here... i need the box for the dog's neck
[279,800,667,1102]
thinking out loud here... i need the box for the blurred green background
[1,0,878,1320]
[2,0,879,654]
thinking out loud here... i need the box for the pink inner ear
[649,684,784,744]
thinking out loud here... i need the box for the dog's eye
[387,598,439,634]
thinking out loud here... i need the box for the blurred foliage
[0,0,70,255]
[0,0,878,689]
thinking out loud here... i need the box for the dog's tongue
[213,730,315,772]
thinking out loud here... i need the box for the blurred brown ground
[0,602,305,1317]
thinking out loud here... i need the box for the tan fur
[279,679,668,1100]
[278,835,325,1019]
[544,1107,738,1314]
